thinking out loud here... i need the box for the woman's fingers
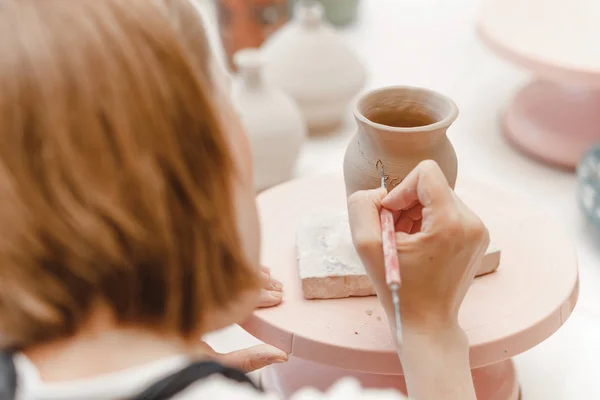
[395,215,414,233]
[382,160,453,211]
[410,219,422,234]
[259,268,270,287]
[269,276,283,291]
[404,203,423,220]
[260,265,271,278]
[217,344,288,373]
[260,266,283,292]
[258,265,284,308]
[258,289,283,308]
[394,203,423,233]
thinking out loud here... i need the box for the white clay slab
[297,211,501,299]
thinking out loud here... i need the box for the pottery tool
[377,161,403,345]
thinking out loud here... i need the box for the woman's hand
[347,160,489,332]
[258,266,283,308]
[198,341,287,373]
[347,160,487,400]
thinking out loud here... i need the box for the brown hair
[0,0,257,348]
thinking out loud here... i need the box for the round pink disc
[242,175,578,380]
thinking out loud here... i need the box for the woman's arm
[400,326,474,399]
[374,287,476,400]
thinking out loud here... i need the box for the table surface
[199,0,600,398]
[244,176,578,375]
[477,0,600,85]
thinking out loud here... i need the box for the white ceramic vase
[262,1,366,133]
[231,48,306,192]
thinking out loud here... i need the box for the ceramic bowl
[577,143,600,231]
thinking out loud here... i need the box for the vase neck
[295,1,324,28]
[233,48,265,90]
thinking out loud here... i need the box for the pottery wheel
[242,175,578,398]
[477,0,600,169]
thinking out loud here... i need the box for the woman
[0,1,488,399]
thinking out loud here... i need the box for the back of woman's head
[0,0,257,349]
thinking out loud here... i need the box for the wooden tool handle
[380,207,401,286]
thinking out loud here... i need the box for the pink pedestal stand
[242,176,579,400]
[262,357,518,400]
[478,0,600,169]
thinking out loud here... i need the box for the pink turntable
[477,0,600,170]
[242,175,579,400]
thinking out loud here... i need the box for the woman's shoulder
[177,375,407,400]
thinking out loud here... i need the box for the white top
[13,354,406,400]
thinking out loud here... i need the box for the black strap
[132,361,262,400]
[0,353,16,400]
[0,354,258,400]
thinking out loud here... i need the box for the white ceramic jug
[231,48,306,192]
[262,0,366,133]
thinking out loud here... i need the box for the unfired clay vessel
[231,49,306,192]
[343,86,459,196]
[262,1,366,133]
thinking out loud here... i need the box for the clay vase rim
[353,85,459,133]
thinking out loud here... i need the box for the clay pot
[262,1,366,133]
[216,0,289,71]
[343,86,459,197]
[231,49,306,192]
